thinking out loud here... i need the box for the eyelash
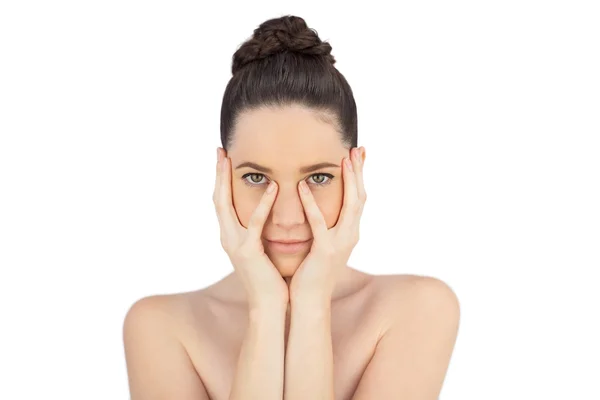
[241,173,335,188]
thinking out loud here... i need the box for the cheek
[313,186,344,228]
[231,182,262,228]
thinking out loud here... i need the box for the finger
[213,148,223,200]
[247,181,278,242]
[352,147,367,203]
[298,181,328,242]
[215,156,239,234]
[338,155,360,232]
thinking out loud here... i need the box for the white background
[1,1,599,399]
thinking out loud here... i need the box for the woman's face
[226,104,351,277]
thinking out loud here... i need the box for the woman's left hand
[289,147,367,305]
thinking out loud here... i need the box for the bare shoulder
[368,273,461,331]
[372,273,459,305]
[123,290,213,350]
[123,292,195,337]
[350,274,461,399]
[122,292,210,400]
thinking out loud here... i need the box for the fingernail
[267,182,277,193]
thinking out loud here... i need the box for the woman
[123,15,460,400]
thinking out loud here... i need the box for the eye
[242,173,268,186]
[307,173,334,186]
[241,173,334,188]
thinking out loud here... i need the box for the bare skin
[123,104,460,399]
[158,269,427,400]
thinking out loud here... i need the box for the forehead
[229,104,346,163]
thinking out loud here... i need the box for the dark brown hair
[220,15,358,151]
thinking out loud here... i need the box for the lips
[265,238,312,254]
[266,239,310,244]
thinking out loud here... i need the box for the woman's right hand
[213,147,289,309]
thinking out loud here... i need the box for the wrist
[290,294,332,315]
[248,300,288,318]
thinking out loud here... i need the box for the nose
[269,183,307,228]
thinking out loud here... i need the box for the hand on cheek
[289,147,367,305]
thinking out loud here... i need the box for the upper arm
[123,296,210,400]
[352,277,461,400]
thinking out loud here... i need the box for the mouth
[265,238,312,254]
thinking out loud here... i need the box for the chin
[268,253,304,277]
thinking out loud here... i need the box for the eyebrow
[235,161,340,174]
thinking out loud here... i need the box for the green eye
[308,173,332,185]
[246,173,265,184]
[241,173,334,188]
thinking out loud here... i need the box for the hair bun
[232,15,335,75]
